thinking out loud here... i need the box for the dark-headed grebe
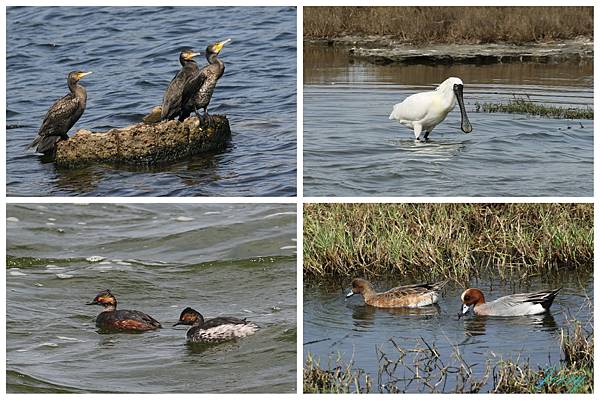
[173,307,258,343]
[87,289,161,332]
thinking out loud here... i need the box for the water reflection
[304,44,593,86]
[303,45,593,196]
[461,313,559,338]
[350,303,441,326]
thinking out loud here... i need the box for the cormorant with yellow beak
[29,70,92,155]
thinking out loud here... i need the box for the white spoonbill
[389,77,472,141]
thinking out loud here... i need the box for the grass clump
[476,98,593,119]
[303,203,592,282]
[304,353,372,393]
[304,7,593,44]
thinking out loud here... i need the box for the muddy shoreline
[305,37,593,65]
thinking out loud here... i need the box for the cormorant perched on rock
[29,70,92,154]
[180,39,231,123]
[161,49,201,121]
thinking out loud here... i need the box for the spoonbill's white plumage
[389,77,472,141]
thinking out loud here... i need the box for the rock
[54,113,231,168]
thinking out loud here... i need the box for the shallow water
[303,274,593,393]
[6,204,296,393]
[303,45,593,196]
[6,7,296,196]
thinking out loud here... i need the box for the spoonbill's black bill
[454,83,472,133]
[389,77,472,141]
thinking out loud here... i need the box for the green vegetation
[305,317,593,393]
[476,98,593,120]
[304,7,593,44]
[303,203,593,282]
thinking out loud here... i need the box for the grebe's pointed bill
[346,290,354,298]
[453,83,472,133]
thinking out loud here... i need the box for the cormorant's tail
[28,134,60,154]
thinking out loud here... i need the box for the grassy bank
[304,317,593,393]
[476,98,593,120]
[303,204,593,282]
[304,7,593,45]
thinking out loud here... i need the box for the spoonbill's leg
[413,124,422,141]
[423,131,431,141]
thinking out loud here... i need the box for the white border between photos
[1,0,599,399]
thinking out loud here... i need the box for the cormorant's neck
[67,78,79,93]
[207,53,222,66]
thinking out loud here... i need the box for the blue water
[7,7,297,196]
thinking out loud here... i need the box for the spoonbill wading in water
[389,77,472,141]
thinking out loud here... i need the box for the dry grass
[304,353,372,393]
[303,203,593,282]
[304,7,593,44]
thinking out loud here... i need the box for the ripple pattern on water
[7,204,297,393]
[304,276,593,393]
[303,48,593,197]
[7,7,297,196]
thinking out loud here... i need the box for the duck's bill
[454,84,472,134]
[345,290,354,298]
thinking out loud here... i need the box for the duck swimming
[87,289,161,331]
[173,307,258,343]
[460,287,561,317]
[346,278,447,308]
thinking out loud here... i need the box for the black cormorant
[29,70,92,154]
[160,49,201,120]
[180,38,231,123]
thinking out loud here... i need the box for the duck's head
[460,288,485,315]
[346,278,373,298]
